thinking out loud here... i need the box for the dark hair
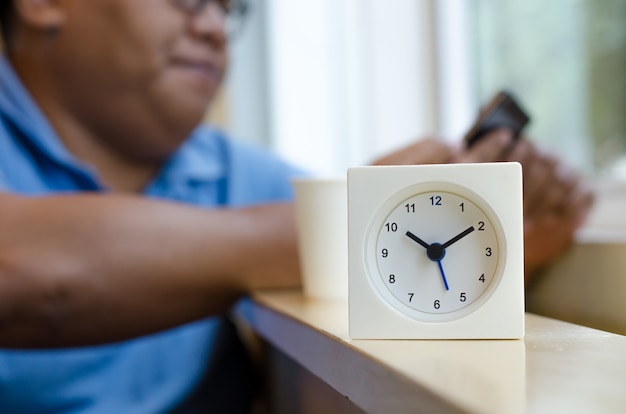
[0,0,13,46]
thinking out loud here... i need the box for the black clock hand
[406,231,450,290]
[406,230,445,261]
[405,231,430,249]
[442,226,475,249]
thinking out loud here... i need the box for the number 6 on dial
[348,163,524,339]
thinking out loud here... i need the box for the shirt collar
[155,126,227,186]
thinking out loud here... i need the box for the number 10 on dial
[348,163,525,339]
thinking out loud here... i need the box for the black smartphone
[463,90,531,148]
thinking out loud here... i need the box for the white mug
[292,178,348,301]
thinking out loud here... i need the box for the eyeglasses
[170,0,249,38]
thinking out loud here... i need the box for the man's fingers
[457,129,514,163]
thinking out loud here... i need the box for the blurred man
[0,0,591,412]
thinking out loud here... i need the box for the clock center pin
[426,243,446,261]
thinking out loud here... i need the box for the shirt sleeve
[0,120,11,191]
[0,168,7,190]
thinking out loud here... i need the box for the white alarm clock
[348,163,524,339]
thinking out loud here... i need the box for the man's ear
[14,0,66,31]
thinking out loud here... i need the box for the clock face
[365,183,506,322]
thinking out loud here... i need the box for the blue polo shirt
[0,54,303,412]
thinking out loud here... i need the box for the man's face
[45,0,229,160]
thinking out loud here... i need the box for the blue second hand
[437,260,450,291]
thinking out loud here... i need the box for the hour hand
[405,231,430,250]
[406,231,450,291]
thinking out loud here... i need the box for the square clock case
[348,163,524,339]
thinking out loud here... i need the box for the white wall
[227,0,442,176]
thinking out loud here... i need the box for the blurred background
[213,0,625,180]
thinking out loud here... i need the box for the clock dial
[366,185,505,322]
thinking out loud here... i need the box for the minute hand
[441,226,475,249]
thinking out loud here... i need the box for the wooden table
[235,290,626,414]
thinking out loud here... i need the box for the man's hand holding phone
[375,89,593,283]
[456,90,593,282]
[450,90,531,163]
[463,90,530,149]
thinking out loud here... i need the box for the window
[467,0,626,177]
[225,0,625,183]
[225,0,441,176]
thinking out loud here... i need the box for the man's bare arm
[0,192,301,348]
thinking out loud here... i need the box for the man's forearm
[0,193,300,348]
